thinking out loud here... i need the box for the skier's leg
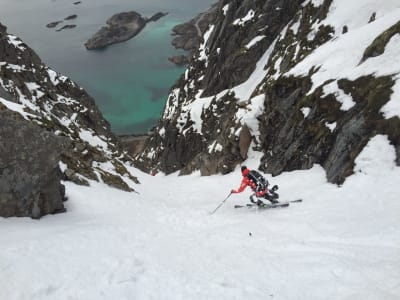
[264,192,279,204]
[256,199,265,206]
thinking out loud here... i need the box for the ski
[234,202,289,209]
[259,202,289,209]
[234,199,302,209]
[290,199,303,203]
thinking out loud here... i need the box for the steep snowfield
[1,135,399,300]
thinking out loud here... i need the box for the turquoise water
[0,0,214,134]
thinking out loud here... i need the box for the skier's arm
[231,178,248,194]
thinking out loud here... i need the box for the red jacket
[231,168,267,197]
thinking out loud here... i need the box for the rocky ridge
[168,3,219,65]
[0,23,139,218]
[135,0,400,184]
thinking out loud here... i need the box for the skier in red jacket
[231,166,279,205]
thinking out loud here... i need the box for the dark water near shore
[0,0,214,134]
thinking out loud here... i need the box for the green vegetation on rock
[361,21,400,63]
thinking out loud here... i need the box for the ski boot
[256,199,266,207]
[250,195,265,207]
[265,192,279,204]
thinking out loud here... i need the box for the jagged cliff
[135,0,400,184]
[0,23,139,218]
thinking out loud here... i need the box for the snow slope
[1,135,399,300]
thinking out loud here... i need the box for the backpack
[247,170,268,192]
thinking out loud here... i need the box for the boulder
[0,111,70,219]
[239,125,252,160]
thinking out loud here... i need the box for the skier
[231,166,279,206]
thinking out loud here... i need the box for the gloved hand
[231,189,237,194]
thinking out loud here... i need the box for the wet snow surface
[1,136,399,300]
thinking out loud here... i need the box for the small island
[85,11,168,50]
[46,21,63,28]
[65,14,77,21]
[46,15,78,31]
[56,24,77,32]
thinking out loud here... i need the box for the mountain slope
[135,0,400,184]
[0,23,139,217]
[1,135,399,299]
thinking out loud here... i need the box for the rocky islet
[85,11,168,50]
[46,1,81,31]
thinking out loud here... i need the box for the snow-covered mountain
[135,0,400,185]
[0,23,139,218]
[1,1,400,299]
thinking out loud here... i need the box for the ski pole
[210,192,232,215]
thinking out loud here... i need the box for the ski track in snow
[1,137,400,300]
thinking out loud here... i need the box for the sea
[0,0,215,134]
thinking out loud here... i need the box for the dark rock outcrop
[119,135,149,157]
[0,23,6,34]
[136,0,304,175]
[256,75,397,184]
[135,0,399,184]
[85,11,167,50]
[0,110,70,219]
[168,4,218,65]
[200,0,304,97]
[0,21,140,211]
[360,20,400,63]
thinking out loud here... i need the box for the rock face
[85,11,167,50]
[135,0,400,184]
[168,4,218,65]
[0,22,140,217]
[0,111,69,219]
[119,135,149,157]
